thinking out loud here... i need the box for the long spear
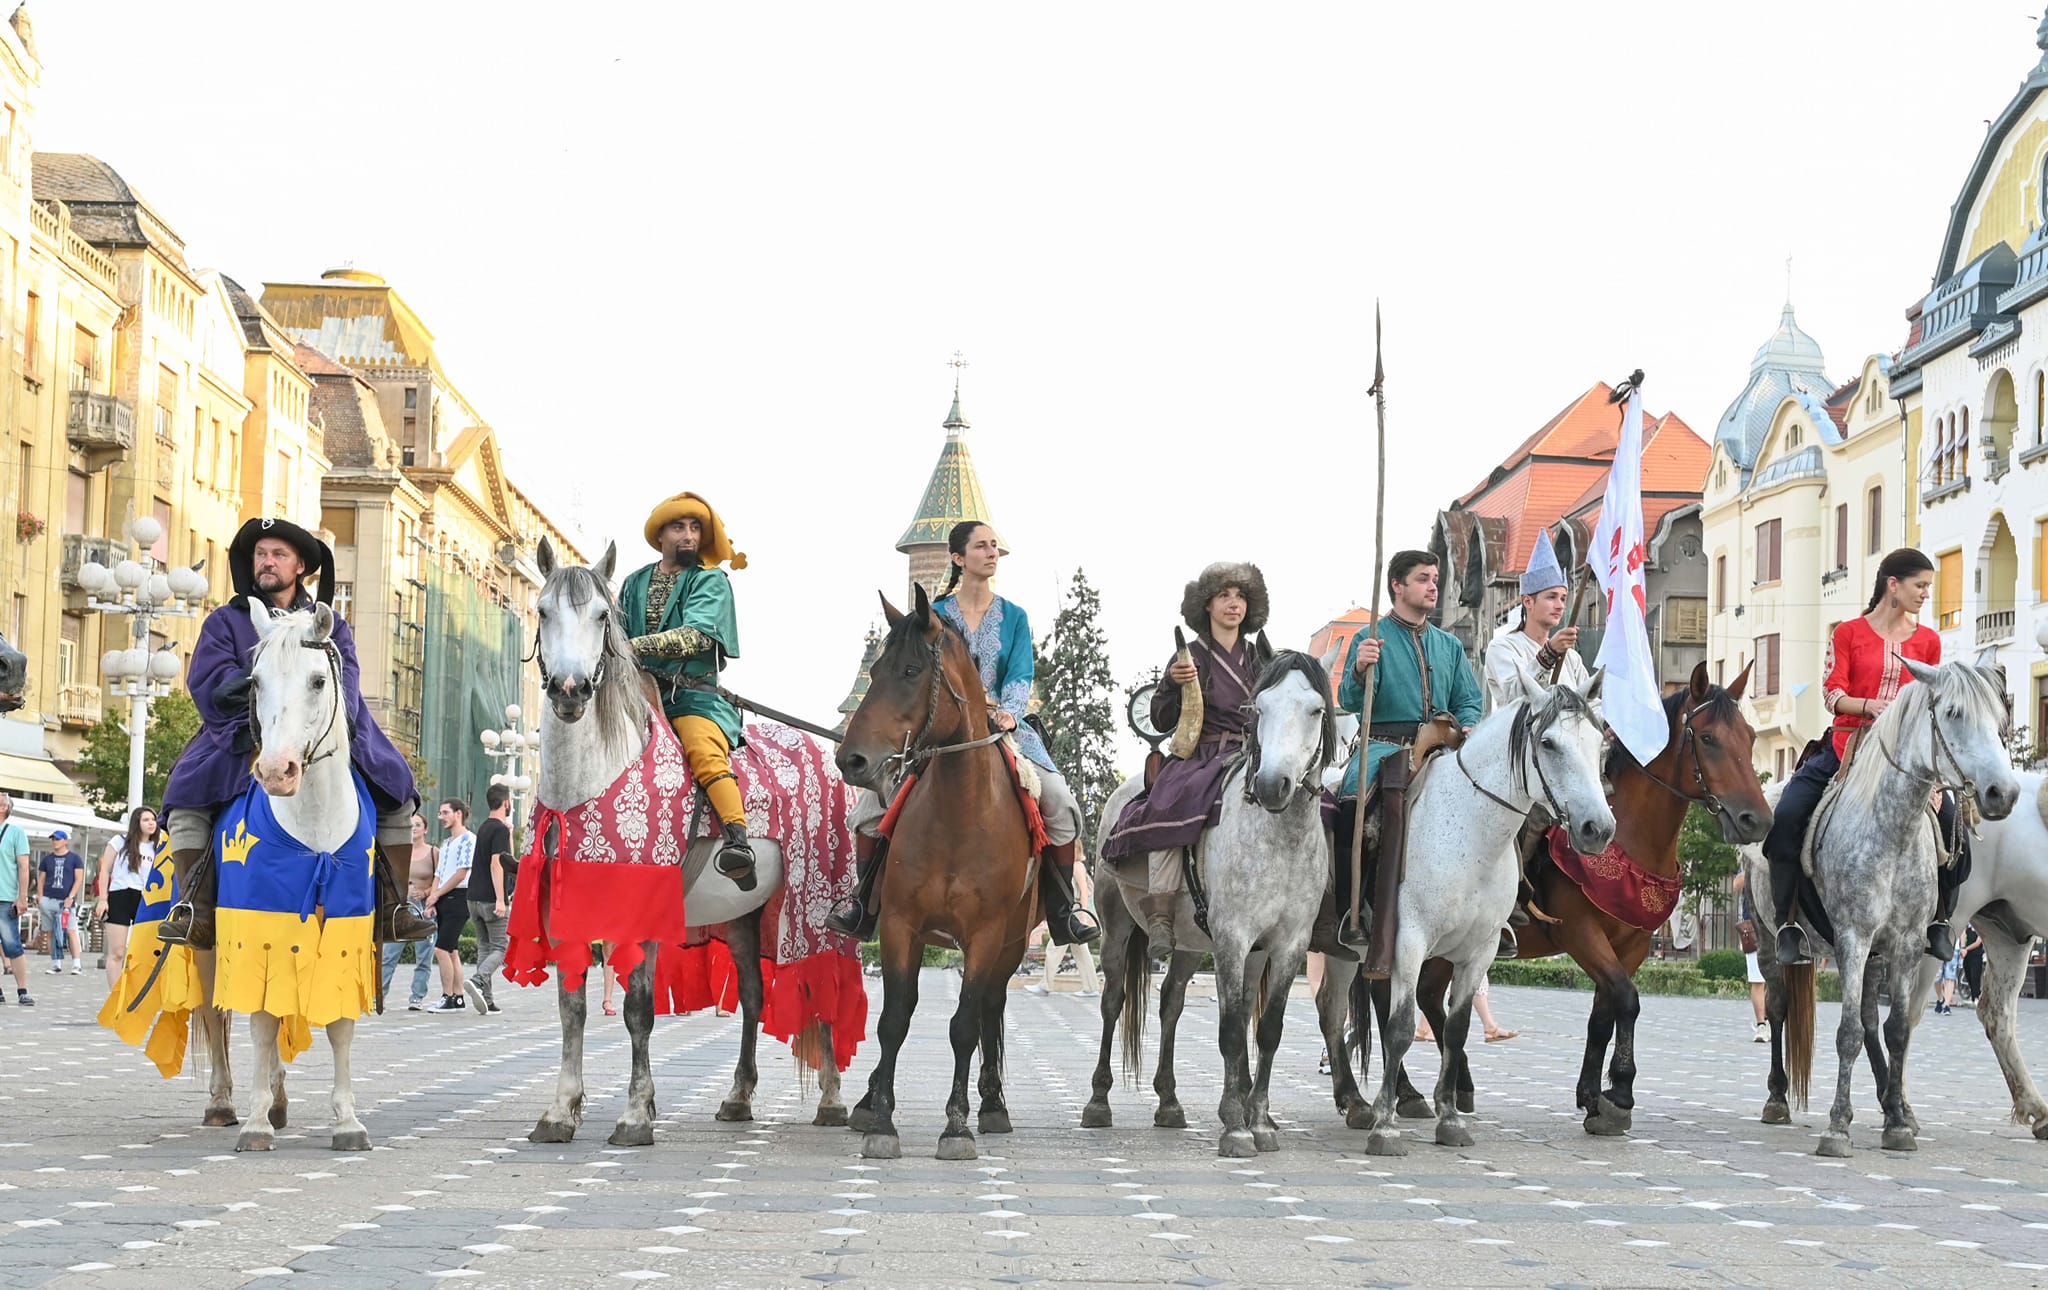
[1346,303,1388,943]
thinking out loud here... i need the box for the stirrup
[826,898,875,941]
[716,824,757,891]
[157,899,207,949]
[1495,926,1518,961]
[1776,923,1811,966]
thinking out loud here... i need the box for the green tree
[1677,801,1741,914]
[76,690,202,815]
[1036,568,1122,847]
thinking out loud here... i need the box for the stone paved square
[3,967,2046,1288]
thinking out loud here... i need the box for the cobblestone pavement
[3,965,2047,1288]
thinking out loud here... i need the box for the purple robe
[162,592,417,815]
[1102,634,1259,859]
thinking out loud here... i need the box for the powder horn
[1168,626,1203,760]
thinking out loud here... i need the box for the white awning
[5,797,123,846]
[0,750,86,805]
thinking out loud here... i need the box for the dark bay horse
[835,586,1040,1160]
[1334,661,1771,1137]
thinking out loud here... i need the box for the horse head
[245,600,344,798]
[0,629,24,713]
[836,584,985,792]
[1243,650,1334,813]
[1520,669,1614,856]
[535,537,623,725]
[1666,660,1773,844]
[1898,659,2021,821]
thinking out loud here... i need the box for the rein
[1456,700,1567,821]
[1629,695,1726,816]
[249,637,346,769]
[1232,686,1331,812]
[884,633,1005,779]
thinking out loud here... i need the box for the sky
[26,1,2041,757]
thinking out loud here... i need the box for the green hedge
[1489,956,1841,1002]
[1697,949,1747,981]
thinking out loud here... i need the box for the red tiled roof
[1308,609,1375,702]
[1823,377,1861,433]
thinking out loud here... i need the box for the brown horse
[1345,661,1771,1136]
[835,586,1041,1160]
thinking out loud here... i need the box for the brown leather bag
[1736,919,1759,954]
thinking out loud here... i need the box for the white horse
[1951,772,2048,1141]
[1088,651,1337,1156]
[205,602,372,1152]
[1747,660,2019,1157]
[526,540,846,1146]
[1338,671,1612,1156]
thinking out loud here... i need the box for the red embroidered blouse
[1821,616,1942,758]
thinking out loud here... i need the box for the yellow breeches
[673,715,748,829]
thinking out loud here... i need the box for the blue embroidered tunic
[933,593,1054,772]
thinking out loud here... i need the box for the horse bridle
[1457,701,1570,823]
[1233,692,1330,813]
[527,590,610,700]
[248,638,345,769]
[1632,695,1727,818]
[883,633,1006,779]
[1871,682,1994,807]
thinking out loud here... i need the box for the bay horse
[1326,661,1772,1137]
[1085,650,1338,1156]
[835,585,1037,1161]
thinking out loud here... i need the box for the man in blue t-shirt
[34,829,86,973]
[0,792,33,1005]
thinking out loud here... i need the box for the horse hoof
[1365,1130,1408,1158]
[529,1119,577,1144]
[2033,1119,2048,1142]
[1344,1102,1375,1131]
[1761,1101,1792,1126]
[936,1133,977,1161]
[202,1108,239,1128]
[813,1105,850,1128]
[331,1130,371,1152]
[978,1109,1013,1135]
[1252,1126,1281,1153]
[847,1106,876,1134]
[1080,1102,1112,1129]
[608,1122,656,1147]
[268,1104,289,1130]
[1396,1094,1433,1120]
[1436,1121,1475,1148]
[1154,1105,1187,1130]
[1218,1129,1259,1158]
[1815,1132,1853,1158]
[861,1132,901,1160]
[1584,1095,1631,1137]
[235,1131,274,1153]
[716,1100,754,1123]
[1456,1090,1474,1116]
[1881,1126,1918,1152]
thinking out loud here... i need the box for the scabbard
[1378,753,1411,882]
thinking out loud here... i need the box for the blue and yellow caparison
[99,838,206,1075]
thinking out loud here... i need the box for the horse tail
[1120,934,1151,1088]
[791,1020,827,1100]
[1348,969,1370,1065]
[1785,961,1816,1110]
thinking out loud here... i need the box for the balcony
[56,682,100,726]
[66,390,136,471]
[1976,608,2016,647]
[58,534,120,591]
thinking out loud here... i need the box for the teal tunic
[1337,617,1484,799]
[618,561,743,744]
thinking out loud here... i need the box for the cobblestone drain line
[0,967,2045,1287]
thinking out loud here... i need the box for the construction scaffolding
[415,561,524,813]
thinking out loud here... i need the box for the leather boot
[1039,841,1100,947]
[1925,921,1957,963]
[156,848,213,949]
[376,844,436,943]
[717,822,757,891]
[1360,759,1410,981]
[827,834,886,940]
[1308,879,1358,962]
[1496,926,1519,960]
[1777,923,1810,966]
[1135,890,1177,958]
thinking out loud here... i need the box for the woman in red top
[1765,548,1963,966]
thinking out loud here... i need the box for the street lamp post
[479,702,538,838]
[71,515,206,812]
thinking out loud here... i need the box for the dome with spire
[895,382,1003,552]
[1715,303,1833,472]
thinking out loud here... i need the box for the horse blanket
[1546,825,1681,932]
[98,840,208,1076]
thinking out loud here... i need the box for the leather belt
[1368,721,1421,744]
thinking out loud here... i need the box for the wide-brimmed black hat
[228,517,335,605]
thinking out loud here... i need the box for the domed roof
[1749,303,1828,375]
[1716,304,1832,470]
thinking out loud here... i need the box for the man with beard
[158,519,435,953]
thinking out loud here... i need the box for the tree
[1677,800,1741,915]
[76,690,202,815]
[1035,569,1122,848]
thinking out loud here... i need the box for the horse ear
[1318,641,1343,675]
[309,603,335,644]
[912,582,931,628]
[594,541,617,584]
[879,593,904,627]
[1689,659,1710,701]
[1726,658,1753,699]
[536,536,556,579]
[1581,666,1605,704]
[1903,658,1940,687]
[246,596,278,639]
[1255,629,1273,664]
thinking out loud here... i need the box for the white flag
[1593,384,1668,764]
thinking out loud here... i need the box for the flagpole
[1550,374,1640,684]
[1347,303,1388,943]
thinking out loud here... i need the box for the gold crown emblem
[221,819,260,866]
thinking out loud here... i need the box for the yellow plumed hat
[642,491,747,570]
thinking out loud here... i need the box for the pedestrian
[461,785,513,1016]
[1935,939,1962,1014]
[34,829,85,974]
[597,942,616,1017]
[93,807,164,994]
[425,799,474,1013]
[0,792,33,1006]
[379,814,440,1011]
[1732,870,1769,1041]
[1962,923,1986,1004]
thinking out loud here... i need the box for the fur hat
[642,491,747,569]
[228,517,335,605]
[1180,561,1269,635]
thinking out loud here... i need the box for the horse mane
[1514,680,1597,797]
[551,563,648,751]
[1247,649,1338,776]
[1605,682,1742,777]
[1835,660,2007,814]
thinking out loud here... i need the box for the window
[1716,462,1728,491]
[70,327,96,391]
[1961,408,1972,477]
[1938,549,1963,629]
[155,366,177,440]
[1788,424,1802,448]
[1835,502,1849,571]
[0,105,13,177]
[1665,597,1707,644]
[57,613,80,688]
[63,470,86,534]
[192,408,206,483]
[21,290,38,377]
[403,387,417,411]
[272,450,291,514]
[1714,554,1727,611]
[1755,518,1782,584]
[11,594,24,644]
[1867,485,1883,555]
[151,499,171,563]
[1774,746,1790,783]
[322,506,357,546]
[2038,371,2046,445]
[333,582,353,621]
[2038,521,2048,602]
[1755,634,1781,696]
[211,417,224,482]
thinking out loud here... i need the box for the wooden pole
[1347,303,1389,939]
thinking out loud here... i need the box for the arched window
[2037,371,2045,445]
[1960,409,1971,478]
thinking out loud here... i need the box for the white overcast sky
[29,1,2039,752]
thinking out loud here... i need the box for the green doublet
[619,561,742,743]
[1337,616,1484,799]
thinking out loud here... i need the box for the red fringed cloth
[667,721,869,1072]
[1545,825,1683,932]
[877,740,1049,852]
